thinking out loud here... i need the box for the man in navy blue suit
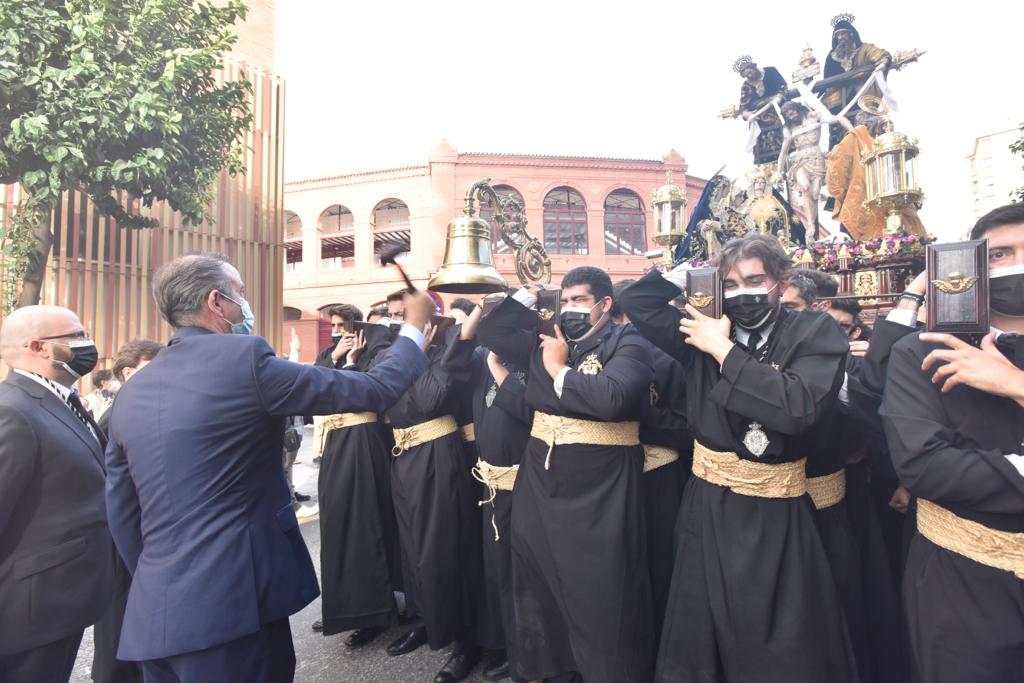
[105,253,432,682]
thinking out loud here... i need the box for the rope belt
[471,459,519,541]
[642,444,680,473]
[391,415,458,456]
[460,423,476,443]
[917,499,1024,580]
[692,441,806,498]
[317,412,378,454]
[806,469,846,510]
[530,411,640,471]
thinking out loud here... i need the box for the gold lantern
[650,171,688,269]
[860,98,923,236]
[428,178,550,294]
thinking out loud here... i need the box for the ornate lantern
[860,99,923,236]
[650,171,688,268]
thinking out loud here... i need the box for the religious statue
[822,13,892,148]
[741,165,804,247]
[826,101,927,239]
[734,55,788,165]
[777,101,853,240]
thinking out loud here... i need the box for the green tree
[0,0,252,310]
[1012,122,1024,203]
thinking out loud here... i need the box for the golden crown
[733,55,755,73]
[831,13,855,28]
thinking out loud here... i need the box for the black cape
[638,343,689,642]
[461,345,532,669]
[478,297,656,683]
[618,271,858,683]
[881,332,1024,683]
[383,328,482,649]
[315,327,404,634]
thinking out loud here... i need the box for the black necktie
[746,332,762,355]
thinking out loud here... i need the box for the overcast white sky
[276,1,1023,240]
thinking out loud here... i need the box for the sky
[275,1,1024,241]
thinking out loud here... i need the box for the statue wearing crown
[732,55,788,165]
[822,13,892,148]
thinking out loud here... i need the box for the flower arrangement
[791,232,931,271]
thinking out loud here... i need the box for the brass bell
[428,213,508,294]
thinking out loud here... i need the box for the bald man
[0,305,114,683]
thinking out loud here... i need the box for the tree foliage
[1012,122,1024,203]
[0,0,252,308]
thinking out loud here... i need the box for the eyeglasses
[37,331,89,341]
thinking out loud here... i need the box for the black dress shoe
[311,618,323,632]
[481,653,510,681]
[386,626,427,656]
[433,644,482,683]
[344,625,385,648]
[294,492,311,502]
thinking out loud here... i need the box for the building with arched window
[280,141,704,360]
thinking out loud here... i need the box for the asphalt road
[71,426,497,682]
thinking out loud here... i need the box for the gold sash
[806,470,846,510]
[692,441,806,498]
[460,423,476,443]
[642,444,680,473]
[391,415,458,456]
[530,411,640,470]
[917,499,1024,580]
[317,412,377,454]
[471,459,520,541]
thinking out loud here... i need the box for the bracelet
[900,291,925,305]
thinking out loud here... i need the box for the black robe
[315,327,404,634]
[384,329,482,649]
[618,271,857,683]
[478,297,656,683]
[638,344,689,643]
[462,346,531,674]
[880,332,1024,683]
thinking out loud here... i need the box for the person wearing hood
[619,233,857,683]
[477,266,656,683]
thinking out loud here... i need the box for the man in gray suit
[0,305,113,682]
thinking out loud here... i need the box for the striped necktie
[38,375,98,439]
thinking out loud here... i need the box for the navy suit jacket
[105,327,427,660]
[0,372,115,656]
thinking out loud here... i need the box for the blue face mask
[220,292,255,335]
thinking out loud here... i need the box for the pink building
[281,141,704,361]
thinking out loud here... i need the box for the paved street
[72,426,496,682]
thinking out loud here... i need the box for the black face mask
[331,333,344,344]
[990,266,1024,317]
[723,284,778,330]
[50,340,99,379]
[560,299,608,342]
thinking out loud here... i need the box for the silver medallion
[743,421,770,457]
[485,382,498,408]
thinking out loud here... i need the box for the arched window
[283,306,302,321]
[318,303,343,319]
[543,187,588,255]
[372,198,411,263]
[478,184,523,255]
[284,210,303,272]
[318,205,354,270]
[604,189,647,255]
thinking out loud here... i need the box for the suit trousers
[140,618,294,683]
[0,629,84,683]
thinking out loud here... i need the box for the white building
[966,127,1023,219]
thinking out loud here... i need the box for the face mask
[560,299,608,342]
[723,284,778,330]
[110,380,122,393]
[990,265,1024,317]
[47,339,99,379]
[219,292,255,335]
[331,333,344,344]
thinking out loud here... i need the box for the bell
[428,213,508,294]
